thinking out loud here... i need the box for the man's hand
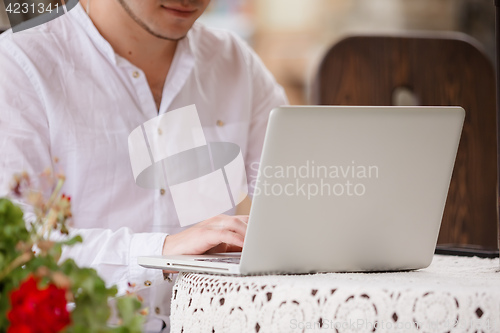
[162,214,248,256]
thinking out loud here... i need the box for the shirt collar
[159,35,194,113]
[68,2,118,64]
[68,2,196,112]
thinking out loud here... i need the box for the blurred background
[201,0,496,105]
[0,0,495,105]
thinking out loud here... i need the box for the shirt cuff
[128,232,168,291]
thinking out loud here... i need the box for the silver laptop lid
[240,106,464,274]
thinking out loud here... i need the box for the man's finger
[221,216,248,237]
[205,243,228,254]
[225,244,243,252]
[234,215,249,223]
[216,229,244,248]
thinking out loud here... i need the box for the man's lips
[161,5,197,18]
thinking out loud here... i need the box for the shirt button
[155,307,161,315]
[216,120,225,127]
[144,280,152,287]
[132,71,140,78]
[160,189,165,195]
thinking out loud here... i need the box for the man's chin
[145,27,189,41]
[154,33,188,41]
[145,23,193,41]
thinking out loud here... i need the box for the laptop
[138,106,465,275]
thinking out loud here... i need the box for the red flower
[7,275,71,333]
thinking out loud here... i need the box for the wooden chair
[311,33,498,249]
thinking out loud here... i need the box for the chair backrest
[311,33,497,249]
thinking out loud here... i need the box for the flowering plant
[0,168,145,332]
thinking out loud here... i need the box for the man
[0,0,287,331]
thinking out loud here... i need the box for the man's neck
[80,0,177,110]
[80,0,177,66]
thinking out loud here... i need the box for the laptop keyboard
[195,257,241,265]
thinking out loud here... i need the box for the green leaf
[60,235,83,247]
[112,295,145,333]
[50,235,83,259]
[0,198,29,267]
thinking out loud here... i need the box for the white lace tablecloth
[170,255,500,332]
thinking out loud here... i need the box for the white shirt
[0,3,287,330]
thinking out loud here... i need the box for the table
[170,255,500,332]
